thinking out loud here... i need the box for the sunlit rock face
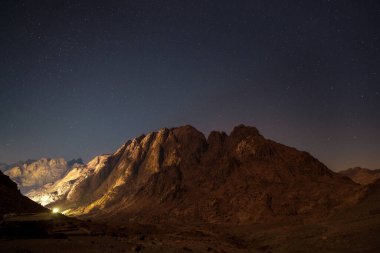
[26,155,109,206]
[3,158,83,194]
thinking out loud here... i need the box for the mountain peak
[170,124,199,132]
[230,124,262,139]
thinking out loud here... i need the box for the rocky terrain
[44,125,362,224]
[339,167,380,186]
[3,158,83,194]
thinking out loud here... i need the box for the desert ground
[1,210,379,253]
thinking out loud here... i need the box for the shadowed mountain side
[332,179,380,219]
[0,171,47,216]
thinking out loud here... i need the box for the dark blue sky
[0,0,379,170]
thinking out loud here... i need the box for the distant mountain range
[0,163,7,172]
[0,159,35,172]
[26,156,108,206]
[339,167,380,186]
[2,158,83,194]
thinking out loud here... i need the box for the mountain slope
[0,171,46,216]
[51,125,361,223]
[339,167,380,186]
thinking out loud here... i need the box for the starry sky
[0,0,379,170]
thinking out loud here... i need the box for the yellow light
[52,207,60,214]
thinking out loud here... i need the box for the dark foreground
[1,211,379,253]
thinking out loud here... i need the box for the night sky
[0,0,379,170]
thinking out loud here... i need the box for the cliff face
[0,171,46,216]
[3,158,83,193]
[339,167,380,186]
[48,125,359,224]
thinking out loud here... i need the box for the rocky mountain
[44,125,361,224]
[3,158,84,193]
[0,170,46,216]
[339,167,380,186]
[27,155,109,206]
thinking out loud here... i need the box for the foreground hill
[0,171,46,216]
[46,125,361,223]
[339,167,380,186]
[3,158,83,193]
